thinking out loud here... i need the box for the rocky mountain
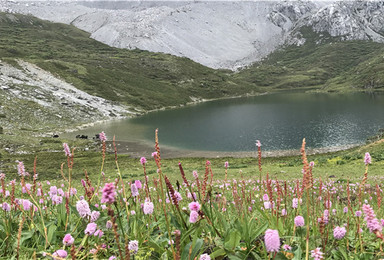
[2,0,384,70]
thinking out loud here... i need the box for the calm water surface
[69,93,384,152]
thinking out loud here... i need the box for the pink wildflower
[333,226,346,239]
[364,152,371,165]
[224,161,229,168]
[135,180,142,189]
[63,143,71,157]
[101,183,116,204]
[63,234,74,246]
[256,140,261,147]
[189,210,199,223]
[282,244,292,251]
[189,201,201,212]
[362,204,382,233]
[91,211,100,222]
[85,223,97,235]
[131,183,139,197]
[76,200,91,218]
[94,229,104,238]
[52,249,67,259]
[310,248,324,260]
[140,157,147,165]
[2,202,10,212]
[264,229,280,252]
[17,161,25,177]
[294,216,305,227]
[106,220,113,229]
[199,254,211,260]
[99,131,107,142]
[128,240,139,254]
[143,200,154,215]
[292,198,298,208]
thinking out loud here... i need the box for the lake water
[67,93,384,153]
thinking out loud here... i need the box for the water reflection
[66,93,384,152]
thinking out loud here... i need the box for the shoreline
[111,139,360,159]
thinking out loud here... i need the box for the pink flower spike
[294,216,305,227]
[362,204,382,233]
[188,201,201,212]
[189,210,199,223]
[264,229,280,252]
[17,161,25,177]
[101,183,116,204]
[364,152,371,165]
[333,226,346,240]
[311,248,324,260]
[63,143,71,157]
[135,180,142,189]
[140,157,147,165]
[99,131,107,142]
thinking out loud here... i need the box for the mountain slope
[235,27,384,92]
[0,12,253,112]
[3,1,384,70]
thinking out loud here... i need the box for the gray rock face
[2,0,384,69]
[306,1,384,42]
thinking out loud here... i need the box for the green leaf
[339,248,349,260]
[47,224,57,243]
[181,242,192,260]
[191,239,204,259]
[228,254,243,260]
[20,230,34,246]
[292,246,302,260]
[147,238,165,255]
[249,222,268,243]
[210,248,226,259]
[224,229,241,251]
[250,251,263,260]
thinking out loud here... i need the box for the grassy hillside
[236,27,384,92]
[0,12,255,111]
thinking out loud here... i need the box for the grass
[2,135,384,186]
[235,27,384,92]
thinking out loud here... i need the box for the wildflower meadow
[1,129,384,259]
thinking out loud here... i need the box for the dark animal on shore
[52,134,59,138]
[76,135,88,139]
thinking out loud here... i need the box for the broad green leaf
[228,254,243,260]
[250,222,268,243]
[47,224,57,243]
[191,239,204,259]
[224,229,241,251]
[210,248,226,259]
[181,242,192,260]
[292,246,302,260]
